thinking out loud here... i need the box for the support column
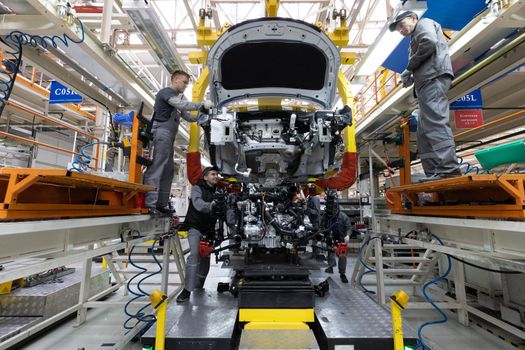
[368,143,377,232]
[161,238,171,294]
[452,259,470,326]
[75,244,94,326]
[375,237,385,305]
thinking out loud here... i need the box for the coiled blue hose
[7,18,85,50]
[0,18,85,117]
[69,141,109,173]
[458,156,488,174]
[415,234,452,350]
[123,240,163,330]
[0,38,22,117]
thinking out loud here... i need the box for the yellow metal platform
[387,174,525,219]
[0,168,152,219]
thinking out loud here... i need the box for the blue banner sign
[49,81,83,104]
[450,89,483,110]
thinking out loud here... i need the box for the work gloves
[400,69,414,88]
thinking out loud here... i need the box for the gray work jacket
[407,18,454,87]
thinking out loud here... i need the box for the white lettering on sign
[54,88,75,96]
[457,94,477,102]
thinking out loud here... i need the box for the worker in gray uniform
[176,166,220,303]
[322,191,351,283]
[390,11,462,180]
[143,70,213,214]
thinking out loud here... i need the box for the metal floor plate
[142,258,417,349]
[142,277,238,349]
[239,329,320,349]
[0,316,41,342]
[314,281,417,349]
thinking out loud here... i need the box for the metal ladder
[351,232,440,304]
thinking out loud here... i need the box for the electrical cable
[415,234,452,350]
[446,254,523,274]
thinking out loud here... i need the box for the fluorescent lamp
[354,2,427,76]
[122,1,187,74]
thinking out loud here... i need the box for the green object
[475,139,525,170]
[404,346,415,350]
[142,347,153,350]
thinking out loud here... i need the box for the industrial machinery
[204,18,352,187]
[143,16,417,350]
[196,18,355,256]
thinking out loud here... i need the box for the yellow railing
[354,69,401,123]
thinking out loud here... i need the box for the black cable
[446,254,523,274]
[81,92,119,140]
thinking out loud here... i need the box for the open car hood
[207,18,341,109]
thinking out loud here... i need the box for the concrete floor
[18,253,518,350]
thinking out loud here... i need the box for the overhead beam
[0,15,58,35]
[25,0,155,111]
[20,45,119,112]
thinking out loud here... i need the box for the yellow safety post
[101,257,107,270]
[149,290,168,350]
[390,290,410,350]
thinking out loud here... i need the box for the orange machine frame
[387,174,525,219]
[0,110,153,220]
[0,169,152,219]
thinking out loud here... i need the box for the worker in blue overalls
[390,11,462,181]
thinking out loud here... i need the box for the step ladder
[351,231,440,304]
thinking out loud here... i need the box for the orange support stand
[128,111,143,184]
[0,169,153,219]
[386,174,525,219]
[399,118,411,186]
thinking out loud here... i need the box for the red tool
[199,240,214,257]
[334,242,348,257]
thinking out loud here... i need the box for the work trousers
[415,75,461,176]
[143,119,176,208]
[327,251,347,274]
[183,228,211,292]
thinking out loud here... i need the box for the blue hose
[415,234,452,350]
[70,141,109,173]
[0,18,85,117]
[123,240,163,330]
[357,236,381,294]
[7,18,85,50]
[458,156,481,175]
[0,37,22,117]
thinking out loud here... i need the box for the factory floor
[18,254,518,350]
